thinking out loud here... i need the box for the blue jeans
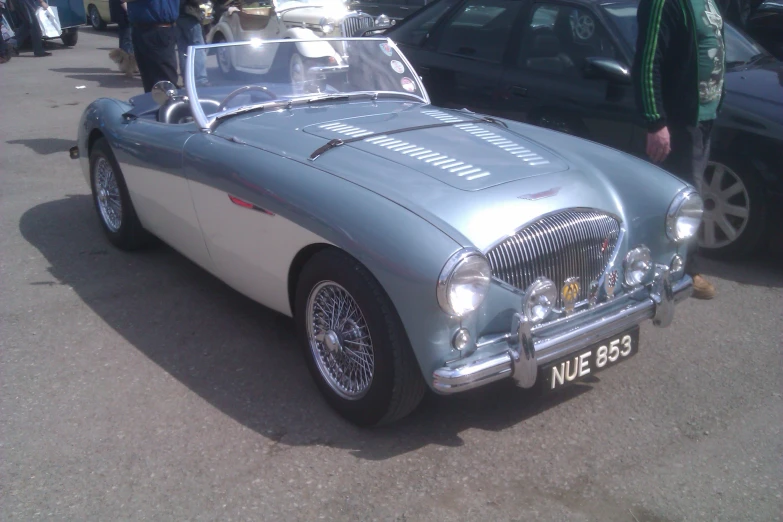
[176,15,207,85]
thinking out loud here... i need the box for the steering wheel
[218,85,278,112]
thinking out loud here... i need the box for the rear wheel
[295,249,426,426]
[697,156,767,258]
[61,28,78,46]
[89,138,149,250]
[289,51,306,94]
[88,5,106,30]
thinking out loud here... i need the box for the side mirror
[584,57,631,84]
[151,81,178,105]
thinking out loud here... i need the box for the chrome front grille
[340,13,375,37]
[486,210,621,309]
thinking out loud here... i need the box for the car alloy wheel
[697,161,750,250]
[94,157,123,233]
[306,281,375,400]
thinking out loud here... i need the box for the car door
[498,1,638,151]
[392,0,526,116]
[111,120,214,272]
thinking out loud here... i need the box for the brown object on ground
[692,274,717,300]
[109,48,138,77]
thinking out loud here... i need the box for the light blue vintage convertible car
[71,38,701,426]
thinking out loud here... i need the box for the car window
[435,0,523,63]
[519,3,618,75]
[388,0,459,47]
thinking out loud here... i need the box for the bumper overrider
[432,265,691,393]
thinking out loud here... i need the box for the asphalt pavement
[1,28,781,522]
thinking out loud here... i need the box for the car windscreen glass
[187,38,428,128]
[601,2,771,64]
[385,0,459,47]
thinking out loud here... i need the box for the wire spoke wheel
[94,157,123,233]
[306,281,375,400]
[697,161,750,249]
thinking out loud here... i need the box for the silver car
[71,38,700,425]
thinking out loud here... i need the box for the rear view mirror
[151,81,178,105]
[584,57,631,84]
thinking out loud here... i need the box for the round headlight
[666,188,703,242]
[319,18,335,34]
[437,250,491,317]
[523,277,556,323]
[375,14,391,27]
[624,246,653,287]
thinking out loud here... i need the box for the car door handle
[511,86,527,97]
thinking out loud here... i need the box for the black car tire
[88,5,107,30]
[295,248,426,426]
[698,154,767,258]
[213,34,238,78]
[61,28,78,47]
[89,138,149,250]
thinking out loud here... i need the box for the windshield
[601,3,770,64]
[185,38,428,129]
[274,0,346,9]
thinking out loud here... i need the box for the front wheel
[88,5,106,30]
[89,138,149,250]
[214,34,237,78]
[295,249,426,426]
[697,157,767,258]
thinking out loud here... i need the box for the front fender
[284,27,337,58]
[75,98,132,185]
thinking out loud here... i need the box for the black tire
[89,138,149,250]
[698,155,767,259]
[213,34,237,78]
[295,249,426,426]
[61,28,78,47]
[88,5,106,30]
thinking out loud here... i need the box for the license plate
[542,327,640,391]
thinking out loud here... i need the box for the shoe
[34,51,52,57]
[0,55,10,64]
[691,274,716,300]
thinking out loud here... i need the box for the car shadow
[699,251,783,288]
[7,138,75,155]
[49,67,140,89]
[20,194,595,460]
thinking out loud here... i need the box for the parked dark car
[384,0,783,257]
[747,0,783,59]
[349,0,433,22]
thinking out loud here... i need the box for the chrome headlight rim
[666,187,704,243]
[436,248,491,317]
[523,277,557,324]
[623,245,653,287]
[319,17,336,34]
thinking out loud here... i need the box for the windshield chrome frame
[185,37,430,132]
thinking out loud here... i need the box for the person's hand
[646,126,671,163]
[121,1,127,10]
[40,0,48,8]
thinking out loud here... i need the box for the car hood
[724,61,783,122]
[214,102,686,251]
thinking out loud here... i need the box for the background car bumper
[432,268,692,394]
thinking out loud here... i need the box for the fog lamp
[452,329,471,351]
[523,277,556,323]
[670,254,685,280]
[624,246,653,287]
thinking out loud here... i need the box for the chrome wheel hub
[94,157,122,233]
[306,281,374,400]
[697,161,750,249]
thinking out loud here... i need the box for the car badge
[604,270,618,298]
[561,277,580,314]
[600,236,610,253]
[517,187,561,201]
[588,280,599,306]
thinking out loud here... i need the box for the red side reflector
[228,194,254,209]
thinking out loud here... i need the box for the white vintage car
[206,0,388,78]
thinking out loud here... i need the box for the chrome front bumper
[432,267,692,394]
